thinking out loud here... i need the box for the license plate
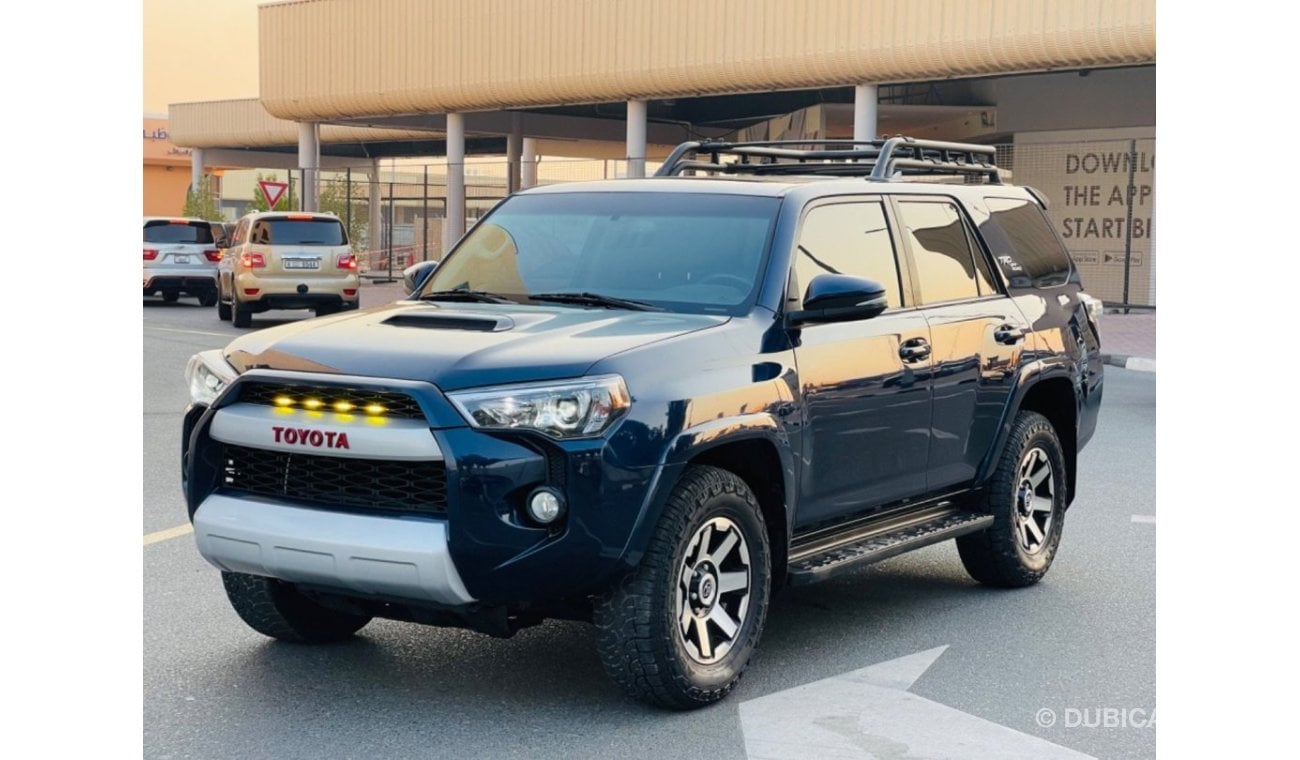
[283,259,320,270]
[173,255,190,265]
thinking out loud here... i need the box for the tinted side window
[794,202,903,308]
[897,200,980,304]
[982,197,1073,288]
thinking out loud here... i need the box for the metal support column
[368,157,381,262]
[422,165,429,262]
[626,99,647,178]
[521,138,539,188]
[507,114,522,194]
[853,85,878,142]
[443,113,466,253]
[190,148,205,193]
[297,122,320,212]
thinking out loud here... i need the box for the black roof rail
[654,138,1001,184]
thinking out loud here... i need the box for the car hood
[224,300,729,391]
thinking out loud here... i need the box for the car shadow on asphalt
[204,554,1017,724]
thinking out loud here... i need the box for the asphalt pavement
[143,294,1155,760]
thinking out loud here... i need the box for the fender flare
[974,357,1079,488]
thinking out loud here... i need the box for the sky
[143,0,262,114]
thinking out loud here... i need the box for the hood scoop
[382,311,514,332]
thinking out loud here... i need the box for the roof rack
[655,138,1001,184]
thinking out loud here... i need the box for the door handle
[899,338,931,362]
[994,324,1026,345]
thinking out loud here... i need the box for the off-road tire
[957,410,1067,588]
[221,572,371,643]
[594,465,771,709]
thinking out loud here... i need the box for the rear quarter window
[979,197,1073,288]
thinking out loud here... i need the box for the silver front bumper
[193,493,476,606]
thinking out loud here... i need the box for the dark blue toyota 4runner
[182,139,1103,709]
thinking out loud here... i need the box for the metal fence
[221,159,638,281]
[219,143,1155,306]
[995,138,1156,308]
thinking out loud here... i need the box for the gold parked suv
[217,211,360,328]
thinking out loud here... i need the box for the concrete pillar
[506,114,522,193]
[521,138,539,188]
[190,148,205,192]
[626,99,647,178]
[443,112,466,253]
[853,84,878,142]
[298,122,321,211]
[368,157,381,254]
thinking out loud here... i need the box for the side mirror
[402,260,439,296]
[786,274,888,326]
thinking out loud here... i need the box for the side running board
[787,508,993,586]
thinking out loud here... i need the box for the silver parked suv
[143,217,222,305]
[216,211,360,328]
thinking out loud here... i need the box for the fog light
[526,487,566,525]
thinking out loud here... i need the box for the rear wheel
[162,291,179,303]
[232,293,252,328]
[314,304,339,318]
[198,290,218,307]
[957,410,1067,587]
[216,278,232,320]
[221,572,371,643]
[595,465,771,709]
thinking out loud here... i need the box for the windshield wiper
[529,292,661,311]
[419,289,518,304]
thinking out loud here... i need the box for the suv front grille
[239,383,425,419]
[220,444,447,515]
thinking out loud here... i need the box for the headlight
[448,375,631,439]
[185,349,239,406]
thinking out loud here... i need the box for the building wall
[996,66,1155,134]
[144,117,195,217]
[143,164,193,217]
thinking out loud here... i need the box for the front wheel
[595,465,771,709]
[957,410,1067,587]
[222,572,371,643]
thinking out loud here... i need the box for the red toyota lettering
[269,425,350,449]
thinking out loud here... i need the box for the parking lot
[144,290,1155,759]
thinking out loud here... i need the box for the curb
[1101,354,1156,373]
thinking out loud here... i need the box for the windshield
[421,192,780,314]
[143,220,214,245]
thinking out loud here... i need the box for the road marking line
[739,645,1096,759]
[144,523,194,546]
[1131,515,1156,524]
[145,326,230,338]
